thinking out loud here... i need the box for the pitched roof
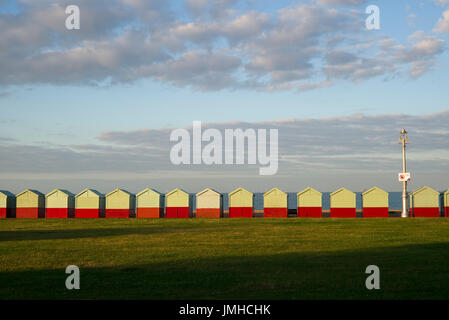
[330,187,355,197]
[166,188,189,197]
[411,186,439,195]
[75,188,104,198]
[46,189,75,198]
[136,188,162,197]
[16,189,44,198]
[196,188,221,197]
[297,187,322,196]
[229,187,253,197]
[106,188,134,197]
[263,187,286,197]
[362,186,388,196]
[0,190,15,197]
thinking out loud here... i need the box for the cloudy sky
[0,0,448,194]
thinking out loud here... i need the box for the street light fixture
[399,129,409,218]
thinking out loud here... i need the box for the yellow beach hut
[0,190,15,218]
[330,187,356,218]
[45,189,75,218]
[263,188,287,218]
[75,189,105,218]
[165,188,190,218]
[105,189,135,218]
[297,187,322,217]
[196,188,222,218]
[409,186,440,217]
[16,189,45,218]
[362,187,389,218]
[136,188,164,218]
[228,187,253,218]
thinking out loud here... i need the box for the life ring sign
[398,172,411,182]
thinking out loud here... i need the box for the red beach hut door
[166,207,189,218]
[177,207,189,218]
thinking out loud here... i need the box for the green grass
[1,218,449,300]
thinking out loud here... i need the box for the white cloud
[434,10,449,33]
[140,50,242,90]
[0,2,445,91]
[409,60,435,78]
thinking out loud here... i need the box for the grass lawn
[1,218,449,300]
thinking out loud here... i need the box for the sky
[0,0,448,194]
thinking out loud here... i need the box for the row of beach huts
[0,186,448,219]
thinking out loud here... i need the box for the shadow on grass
[0,219,306,242]
[0,221,258,242]
[0,226,188,242]
[1,242,449,300]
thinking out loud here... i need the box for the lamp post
[399,128,408,218]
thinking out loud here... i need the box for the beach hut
[228,187,253,218]
[409,186,440,217]
[45,189,75,218]
[165,188,190,218]
[0,191,15,218]
[330,187,356,218]
[263,188,287,218]
[75,189,105,218]
[136,188,164,218]
[16,189,45,218]
[196,188,222,218]
[105,189,135,218]
[297,187,322,217]
[444,189,449,218]
[362,187,389,218]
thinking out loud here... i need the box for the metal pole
[401,137,408,217]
